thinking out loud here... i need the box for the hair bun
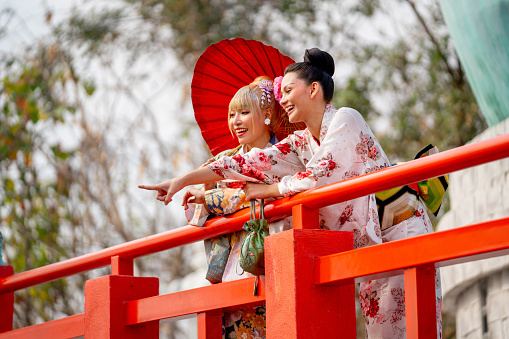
[304,48,335,77]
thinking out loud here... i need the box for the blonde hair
[228,76,282,134]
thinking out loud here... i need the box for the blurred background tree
[330,0,486,161]
[1,42,84,326]
[1,0,485,337]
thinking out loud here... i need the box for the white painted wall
[437,117,509,338]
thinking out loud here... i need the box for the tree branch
[405,0,458,83]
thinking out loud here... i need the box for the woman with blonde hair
[184,75,301,339]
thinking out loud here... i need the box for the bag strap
[249,199,265,220]
[250,199,256,220]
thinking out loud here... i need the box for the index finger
[138,184,159,191]
[164,191,173,205]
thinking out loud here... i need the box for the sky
[1,0,80,52]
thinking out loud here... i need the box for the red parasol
[191,38,303,156]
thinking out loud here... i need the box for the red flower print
[210,167,224,177]
[275,142,292,155]
[328,160,336,171]
[315,153,337,177]
[252,152,272,171]
[232,154,246,167]
[370,146,377,158]
[353,229,369,249]
[355,131,379,161]
[343,170,360,180]
[227,181,246,189]
[257,152,268,162]
[339,204,353,225]
[367,298,380,318]
[359,283,380,320]
[390,287,405,324]
[240,165,266,181]
[295,171,312,180]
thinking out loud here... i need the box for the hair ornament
[273,76,283,105]
[259,79,274,109]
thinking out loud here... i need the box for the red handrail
[0,314,84,339]
[315,216,509,285]
[125,276,265,325]
[1,133,508,295]
[118,217,509,327]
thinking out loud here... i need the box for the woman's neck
[245,132,272,152]
[304,104,327,141]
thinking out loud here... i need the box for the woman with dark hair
[140,47,442,338]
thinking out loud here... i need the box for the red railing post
[404,264,437,338]
[291,204,319,229]
[110,255,134,276]
[265,228,356,338]
[197,311,222,339]
[84,274,159,338]
[0,265,14,333]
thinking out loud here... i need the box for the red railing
[1,133,509,338]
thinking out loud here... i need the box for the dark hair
[284,48,335,103]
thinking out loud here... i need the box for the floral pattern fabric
[186,136,288,339]
[217,143,290,339]
[208,105,390,244]
[360,207,442,338]
[205,187,250,216]
[223,306,266,339]
[208,105,442,338]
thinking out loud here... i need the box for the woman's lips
[236,128,248,136]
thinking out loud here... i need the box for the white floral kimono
[208,105,442,338]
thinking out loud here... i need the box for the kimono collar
[318,104,337,144]
[268,133,278,145]
[241,134,279,154]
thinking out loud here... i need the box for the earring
[264,118,270,125]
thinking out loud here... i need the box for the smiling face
[280,72,314,124]
[228,108,270,150]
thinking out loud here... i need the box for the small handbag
[203,145,243,284]
[239,199,269,276]
[375,144,449,230]
[413,145,449,216]
[205,234,231,284]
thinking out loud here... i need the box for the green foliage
[333,77,377,122]
[124,0,320,70]
[55,8,125,55]
[333,0,487,161]
[0,43,88,326]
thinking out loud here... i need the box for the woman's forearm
[176,166,223,187]
[139,166,223,205]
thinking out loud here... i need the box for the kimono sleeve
[278,107,381,197]
[206,136,306,185]
[184,184,210,226]
[204,187,250,215]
